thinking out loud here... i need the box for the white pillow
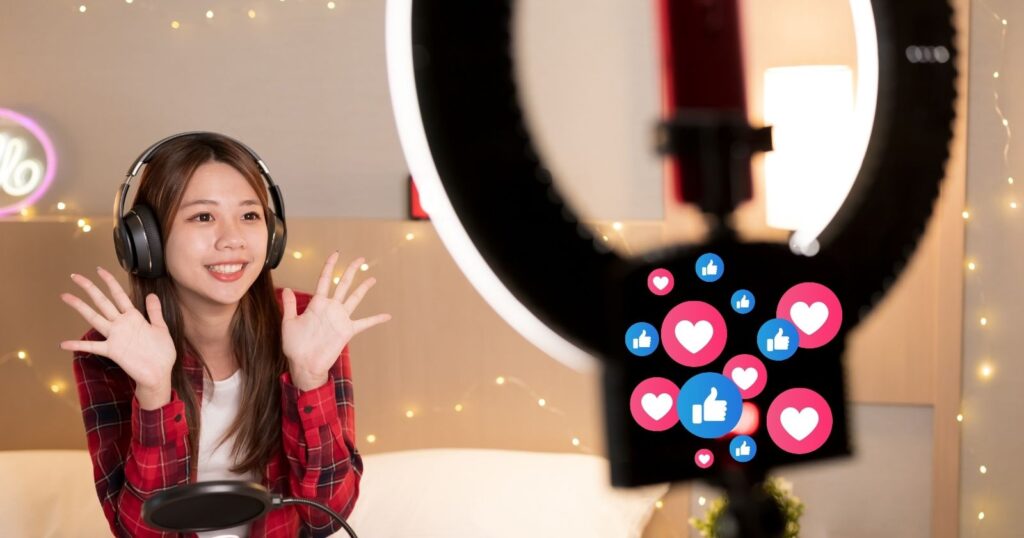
[343,448,669,538]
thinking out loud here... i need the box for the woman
[60,132,390,537]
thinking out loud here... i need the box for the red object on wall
[408,176,430,220]
[657,0,750,206]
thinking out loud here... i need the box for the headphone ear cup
[127,205,165,278]
[113,218,137,274]
[265,213,287,270]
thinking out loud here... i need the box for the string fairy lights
[963,0,1014,528]
[71,2,342,30]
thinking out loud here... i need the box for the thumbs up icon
[632,329,651,350]
[692,387,728,424]
[701,259,718,277]
[735,440,751,457]
[766,327,790,352]
[736,295,750,309]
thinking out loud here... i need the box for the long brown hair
[128,132,286,480]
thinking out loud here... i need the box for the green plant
[688,476,804,538]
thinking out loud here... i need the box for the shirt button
[303,405,313,414]
[174,414,182,422]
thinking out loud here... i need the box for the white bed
[0,449,668,537]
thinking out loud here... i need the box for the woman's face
[164,161,269,313]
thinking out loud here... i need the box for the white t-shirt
[196,369,257,538]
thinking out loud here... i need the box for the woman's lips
[206,263,247,282]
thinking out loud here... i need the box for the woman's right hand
[60,267,176,402]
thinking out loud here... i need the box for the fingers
[315,252,341,297]
[332,256,365,302]
[145,294,167,328]
[281,287,297,320]
[70,273,121,320]
[60,292,112,336]
[96,266,135,314]
[352,313,393,335]
[342,277,376,314]
[59,339,108,356]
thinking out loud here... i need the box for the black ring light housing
[399,0,957,490]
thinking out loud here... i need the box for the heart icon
[780,407,819,441]
[697,453,710,465]
[640,393,673,421]
[790,301,828,335]
[675,320,713,354]
[653,276,669,290]
[731,367,758,391]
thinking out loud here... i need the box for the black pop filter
[142,480,358,537]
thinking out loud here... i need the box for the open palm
[282,252,391,387]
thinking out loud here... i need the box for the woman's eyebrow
[181,199,260,209]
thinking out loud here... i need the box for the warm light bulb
[1010,177,1015,185]
[17,351,27,360]
[20,208,29,217]
[206,10,214,19]
[698,496,706,506]
[1011,201,1019,209]
[77,219,86,227]
[980,317,988,327]
[962,210,970,220]
[956,413,964,422]
[126,0,133,3]
[56,202,66,210]
[980,363,994,379]
[994,72,1000,79]
[248,9,256,18]
[82,225,92,232]
[405,232,415,241]
[333,276,340,285]
[537,398,546,407]
[292,251,303,259]
[571,437,580,447]
[1003,119,1010,127]
[327,1,336,8]
[79,5,87,13]
[980,465,988,474]
[655,500,664,509]
[978,512,985,520]
[967,261,977,271]
[612,221,623,231]
[366,434,376,443]
[171,20,180,29]
[405,410,415,419]
[1003,19,1008,26]
[50,384,62,393]
[360,263,369,271]
[454,404,463,412]
[495,376,505,385]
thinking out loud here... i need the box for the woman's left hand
[282,252,392,390]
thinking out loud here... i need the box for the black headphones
[113,131,288,279]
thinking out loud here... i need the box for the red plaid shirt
[72,288,362,537]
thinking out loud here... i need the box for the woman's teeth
[207,264,245,274]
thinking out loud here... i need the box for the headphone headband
[116,131,284,223]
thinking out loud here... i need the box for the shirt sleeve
[73,346,192,538]
[279,344,363,538]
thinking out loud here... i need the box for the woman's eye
[244,212,262,221]
[193,213,212,222]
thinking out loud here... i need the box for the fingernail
[70,273,78,279]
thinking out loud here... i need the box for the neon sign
[0,108,57,217]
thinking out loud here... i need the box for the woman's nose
[215,221,247,249]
